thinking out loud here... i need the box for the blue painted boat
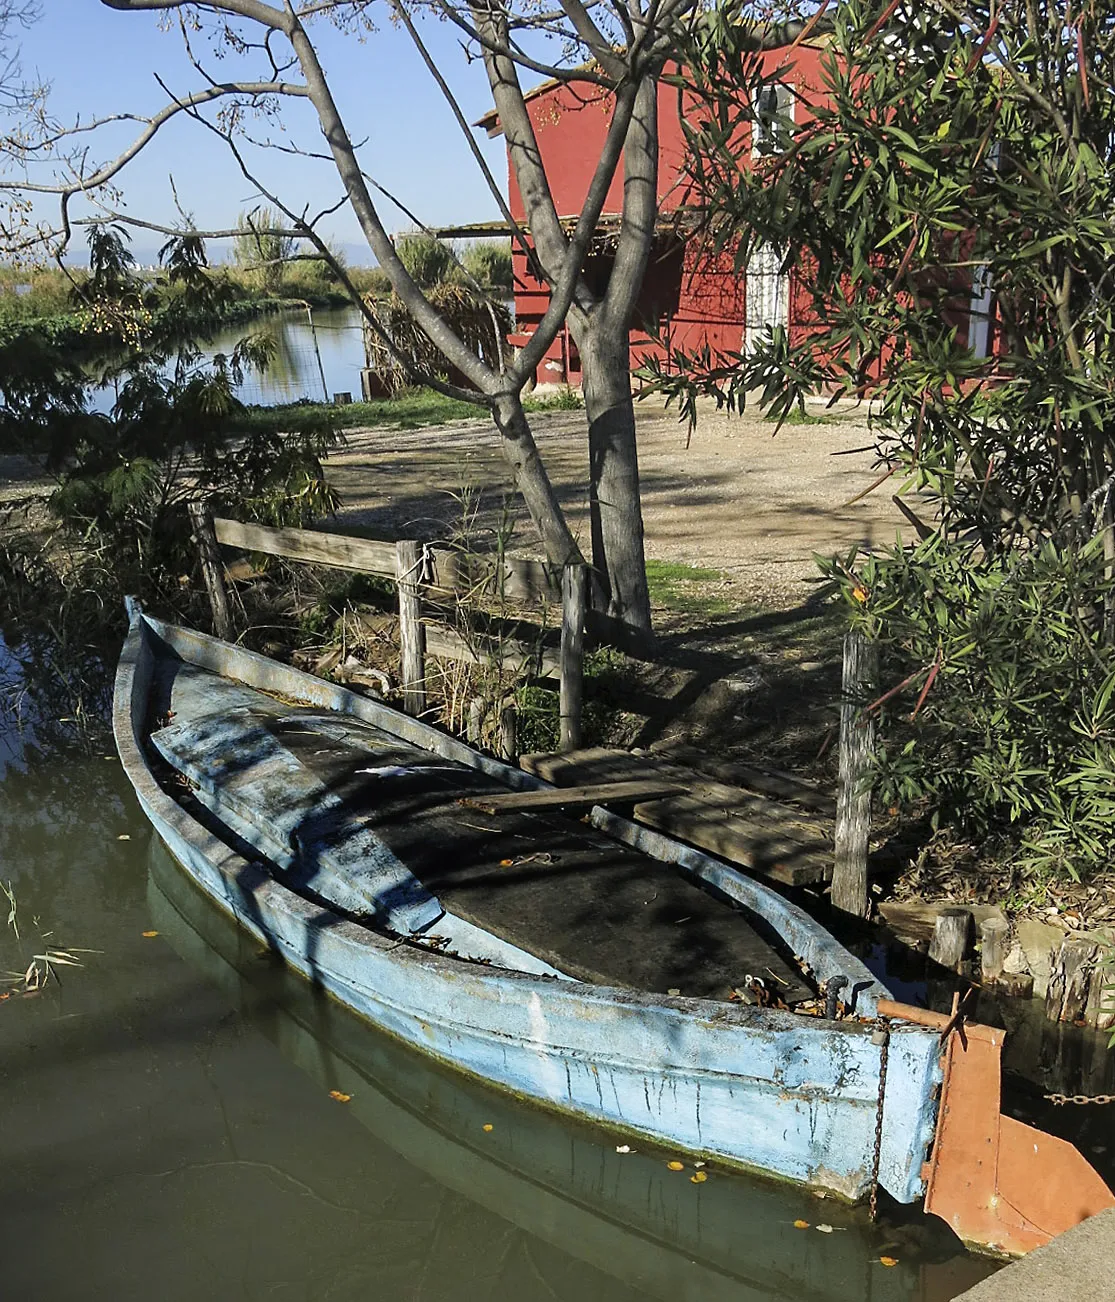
[114,605,1113,1255]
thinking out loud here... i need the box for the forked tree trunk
[578,325,653,644]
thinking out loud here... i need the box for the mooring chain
[1045,1092,1115,1106]
[869,1019,890,1222]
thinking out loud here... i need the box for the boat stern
[881,999,1115,1256]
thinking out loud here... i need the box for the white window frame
[753,82,796,157]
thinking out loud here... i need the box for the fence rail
[211,517,560,605]
[194,509,583,747]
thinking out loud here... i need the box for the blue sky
[17,2,515,263]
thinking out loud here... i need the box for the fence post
[499,702,518,762]
[560,562,587,752]
[396,539,427,716]
[188,499,233,642]
[832,628,877,916]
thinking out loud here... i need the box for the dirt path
[327,398,912,609]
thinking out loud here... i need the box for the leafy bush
[395,231,458,289]
[2,225,343,629]
[836,537,1115,880]
[460,241,513,293]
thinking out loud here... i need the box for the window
[753,82,795,156]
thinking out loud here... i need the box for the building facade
[468,43,990,390]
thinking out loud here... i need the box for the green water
[0,636,999,1302]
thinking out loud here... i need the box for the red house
[454,41,992,389]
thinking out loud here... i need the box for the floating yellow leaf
[667,1160,685,1171]
[142,930,159,938]
[793,1220,809,1230]
[482,1123,494,1132]
[879,1256,899,1268]
[690,1171,708,1184]
[328,1090,352,1103]
[499,859,514,867]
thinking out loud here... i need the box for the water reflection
[90,305,367,413]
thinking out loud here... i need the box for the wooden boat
[114,603,1114,1256]
[148,839,999,1302]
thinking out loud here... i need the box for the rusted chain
[869,1020,890,1221]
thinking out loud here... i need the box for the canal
[0,633,1005,1301]
[89,304,369,414]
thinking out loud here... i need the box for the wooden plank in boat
[460,780,685,815]
[520,748,833,886]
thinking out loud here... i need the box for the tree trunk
[578,324,653,644]
[491,394,582,568]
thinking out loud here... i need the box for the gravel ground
[326,397,914,609]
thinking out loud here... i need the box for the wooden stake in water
[929,908,972,972]
[396,539,427,717]
[980,915,1010,983]
[188,500,233,642]
[832,629,876,917]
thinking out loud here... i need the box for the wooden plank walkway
[519,748,835,887]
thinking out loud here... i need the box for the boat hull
[114,609,941,1204]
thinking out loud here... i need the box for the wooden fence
[191,505,587,749]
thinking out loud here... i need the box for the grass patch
[236,388,481,435]
[237,385,585,437]
[645,559,736,617]
[762,405,833,426]
[237,381,591,440]
[523,388,583,412]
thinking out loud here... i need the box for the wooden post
[467,697,486,745]
[499,702,518,762]
[930,908,973,972]
[832,629,876,916]
[560,562,587,752]
[396,539,427,716]
[1046,937,1099,1024]
[188,500,233,642]
[980,916,1010,983]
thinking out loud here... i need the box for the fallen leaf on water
[615,1145,632,1154]
[815,1224,833,1234]
[690,1171,708,1184]
[499,859,514,867]
[328,1090,352,1103]
[693,1160,706,1168]
[879,1256,899,1268]
[142,931,159,938]
[793,1220,810,1230]
[667,1160,685,1171]
[117,834,131,841]
[482,1123,494,1132]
